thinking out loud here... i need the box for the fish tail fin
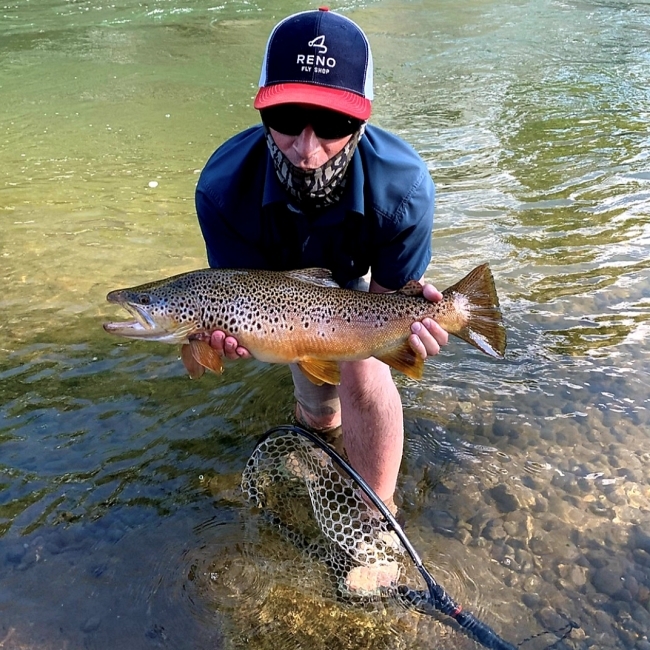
[442,264,507,359]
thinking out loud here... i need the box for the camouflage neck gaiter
[264,122,366,212]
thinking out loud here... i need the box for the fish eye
[139,294,151,305]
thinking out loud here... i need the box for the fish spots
[117,267,441,353]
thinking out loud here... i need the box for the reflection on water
[2,0,650,648]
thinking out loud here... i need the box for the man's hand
[209,331,252,360]
[408,283,448,359]
[369,277,448,360]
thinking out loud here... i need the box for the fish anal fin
[188,339,224,376]
[181,343,206,379]
[297,358,341,385]
[285,268,340,288]
[375,340,425,380]
[398,280,424,297]
[440,264,507,359]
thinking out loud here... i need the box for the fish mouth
[103,302,160,338]
[103,297,189,343]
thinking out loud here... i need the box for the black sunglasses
[261,105,363,140]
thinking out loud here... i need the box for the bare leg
[338,358,403,504]
[293,357,403,593]
[291,359,402,506]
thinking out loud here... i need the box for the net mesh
[241,428,428,607]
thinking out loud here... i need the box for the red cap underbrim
[254,82,371,120]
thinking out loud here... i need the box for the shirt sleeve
[195,184,265,269]
[194,126,269,269]
[370,168,435,291]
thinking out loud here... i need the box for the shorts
[290,363,341,421]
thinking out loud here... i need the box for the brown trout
[103,264,506,384]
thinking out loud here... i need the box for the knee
[339,359,398,404]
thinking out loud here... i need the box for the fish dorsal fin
[297,358,341,386]
[183,339,224,378]
[375,340,424,380]
[398,280,424,297]
[285,268,340,289]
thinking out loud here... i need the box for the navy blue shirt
[195,124,434,291]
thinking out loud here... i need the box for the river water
[1,0,649,648]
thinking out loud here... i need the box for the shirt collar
[262,147,365,216]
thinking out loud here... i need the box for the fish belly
[233,312,410,364]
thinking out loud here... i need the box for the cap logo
[296,35,336,74]
[307,35,327,54]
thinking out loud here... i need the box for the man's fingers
[236,346,252,359]
[422,283,443,302]
[210,330,226,353]
[223,337,251,360]
[410,319,447,358]
[409,332,429,360]
[423,318,448,347]
[209,331,251,359]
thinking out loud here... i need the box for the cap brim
[254,83,371,120]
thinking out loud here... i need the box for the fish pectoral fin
[181,343,206,379]
[285,268,340,288]
[398,280,424,297]
[297,358,341,386]
[375,341,425,380]
[185,340,224,377]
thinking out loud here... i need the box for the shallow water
[1,0,650,648]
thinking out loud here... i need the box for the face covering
[264,122,366,212]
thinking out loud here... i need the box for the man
[195,8,447,516]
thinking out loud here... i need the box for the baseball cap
[254,8,374,120]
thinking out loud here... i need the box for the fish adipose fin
[398,280,424,297]
[297,358,341,385]
[375,340,425,380]
[181,340,224,379]
[442,264,507,359]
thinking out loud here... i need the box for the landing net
[241,425,518,650]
